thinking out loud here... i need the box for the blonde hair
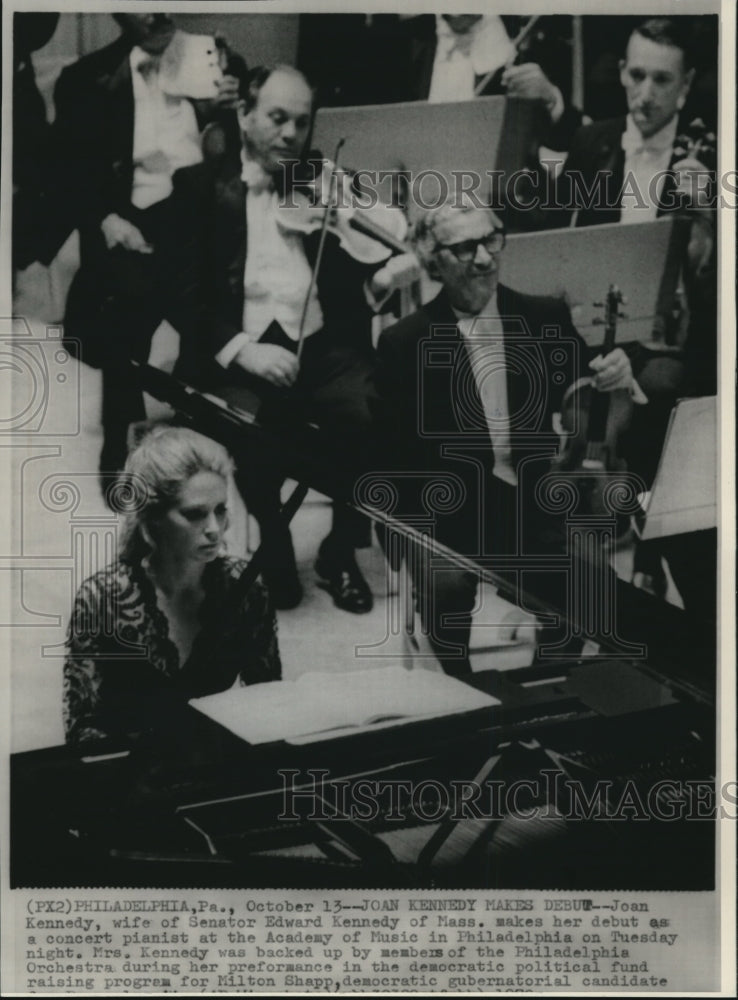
[119,425,233,563]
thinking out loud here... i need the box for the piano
[10,366,716,890]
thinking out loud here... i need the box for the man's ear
[618,58,628,88]
[235,98,249,132]
[141,521,157,551]
[676,68,695,111]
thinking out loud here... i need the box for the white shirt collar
[436,15,475,56]
[622,112,679,157]
[435,15,514,75]
[130,45,161,76]
[240,152,273,192]
[451,289,501,325]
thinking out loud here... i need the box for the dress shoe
[631,542,668,600]
[315,548,373,614]
[632,569,668,601]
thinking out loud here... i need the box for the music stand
[640,396,717,541]
[312,96,539,217]
[502,218,682,347]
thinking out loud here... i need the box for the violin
[551,286,634,534]
[275,153,411,266]
[673,117,717,176]
[674,119,717,276]
[657,120,717,347]
[186,137,422,367]
[275,141,420,359]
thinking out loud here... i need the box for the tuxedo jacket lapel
[427,289,502,470]
[588,115,684,220]
[407,16,438,100]
[594,119,626,173]
[101,48,135,185]
[428,285,531,457]
[497,285,526,438]
[595,119,627,223]
[496,284,561,466]
[657,146,681,217]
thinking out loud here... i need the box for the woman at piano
[63,425,282,744]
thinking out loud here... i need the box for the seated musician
[373,199,638,675]
[63,426,281,745]
[551,16,716,597]
[169,64,416,614]
[553,17,713,229]
[298,13,581,151]
[45,13,247,491]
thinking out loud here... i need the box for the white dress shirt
[455,294,517,486]
[457,294,646,485]
[619,112,678,225]
[428,15,515,104]
[215,156,324,368]
[130,46,202,210]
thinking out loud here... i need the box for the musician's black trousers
[404,473,605,676]
[63,200,175,477]
[222,322,376,558]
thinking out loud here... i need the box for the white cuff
[631,379,648,405]
[364,278,393,314]
[546,86,565,124]
[216,332,253,369]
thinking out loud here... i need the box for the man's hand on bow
[234,342,299,389]
[305,159,355,213]
[212,34,244,109]
[101,214,153,254]
[213,74,240,108]
[589,348,633,393]
[501,63,563,120]
[369,252,422,299]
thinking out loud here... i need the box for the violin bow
[474,15,541,96]
[295,136,345,363]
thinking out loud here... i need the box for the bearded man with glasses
[373,199,639,676]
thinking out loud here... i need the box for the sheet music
[1,3,734,998]
[191,665,499,744]
[641,395,717,538]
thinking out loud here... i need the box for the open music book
[190,666,499,745]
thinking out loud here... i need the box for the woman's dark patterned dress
[63,556,281,744]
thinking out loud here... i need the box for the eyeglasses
[435,230,506,262]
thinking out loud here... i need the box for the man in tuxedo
[170,64,417,612]
[374,200,638,675]
[551,17,716,598]
[50,13,243,487]
[553,17,711,228]
[12,13,60,272]
[299,13,581,152]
